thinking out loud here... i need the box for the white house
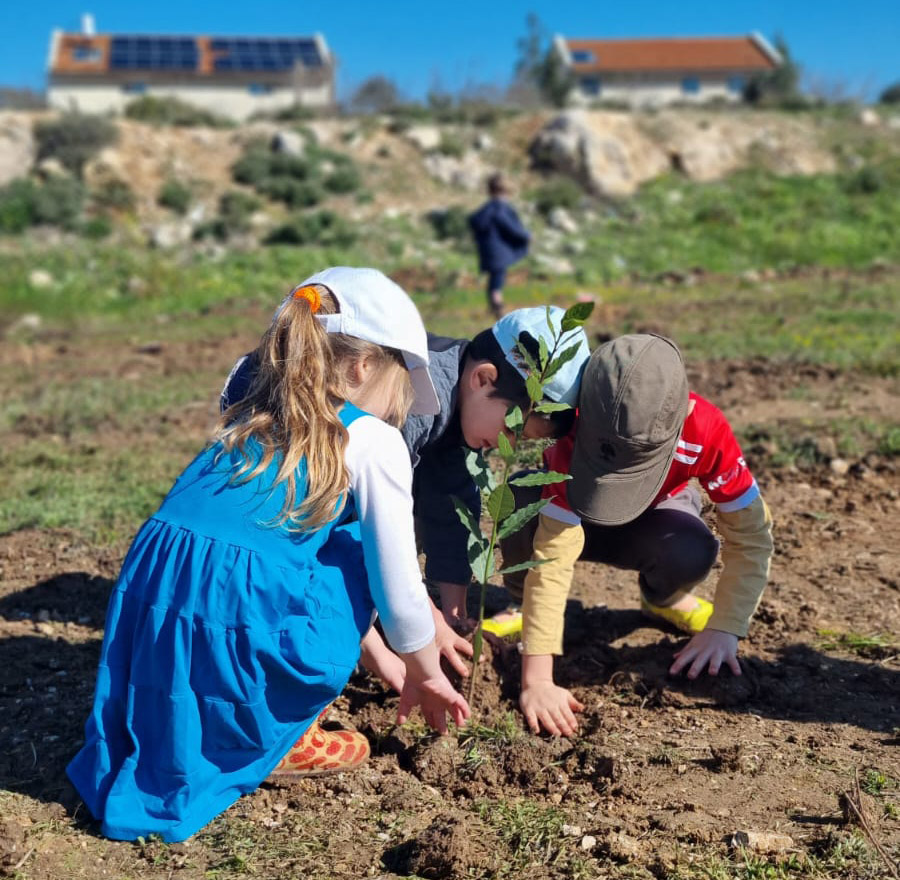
[47,16,335,121]
[554,34,781,107]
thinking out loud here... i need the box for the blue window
[571,49,595,63]
[728,75,745,93]
[122,82,146,94]
[681,76,701,94]
[580,77,602,96]
[248,83,273,95]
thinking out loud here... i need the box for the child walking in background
[469,172,530,318]
[502,335,774,736]
[67,267,470,843]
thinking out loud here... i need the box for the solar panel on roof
[109,36,198,71]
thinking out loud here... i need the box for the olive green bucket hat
[569,334,689,526]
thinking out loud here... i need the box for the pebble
[829,458,850,476]
[581,835,596,850]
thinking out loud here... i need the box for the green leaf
[487,483,515,522]
[526,373,543,403]
[534,402,571,414]
[468,533,494,581]
[496,431,515,463]
[514,340,539,375]
[561,301,594,331]
[509,470,572,487]
[463,448,494,492]
[538,335,549,370]
[451,495,481,535]
[496,557,554,576]
[505,405,524,432]
[497,497,549,539]
[543,341,584,383]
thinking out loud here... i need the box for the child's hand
[359,628,407,693]
[397,674,470,734]
[669,629,741,679]
[520,681,584,737]
[431,604,474,677]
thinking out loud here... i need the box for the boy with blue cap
[222,299,591,651]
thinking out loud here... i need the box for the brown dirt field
[0,334,898,879]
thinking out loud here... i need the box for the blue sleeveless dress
[67,404,374,842]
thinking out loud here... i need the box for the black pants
[500,480,719,606]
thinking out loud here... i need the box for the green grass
[816,630,898,660]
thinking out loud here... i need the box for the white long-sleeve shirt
[344,415,435,654]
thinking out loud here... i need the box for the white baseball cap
[284,267,440,416]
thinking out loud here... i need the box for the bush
[80,215,113,239]
[157,179,192,214]
[0,179,37,233]
[231,148,274,187]
[124,95,231,128]
[427,206,470,241]
[258,177,323,208]
[531,177,582,217]
[34,112,118,178]
[323,165,361,194]
[31,176,85,228]
[218,190,260,233]
[264,210,355,246]
[92,178,135,212]
[433,132,466,158]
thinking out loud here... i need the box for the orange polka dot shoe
[269,720,370,777]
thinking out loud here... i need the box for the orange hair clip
[292,284,321,313]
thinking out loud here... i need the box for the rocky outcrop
[0,113,35,186]
[530,110,838,196]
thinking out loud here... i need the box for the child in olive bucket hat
[501,334,774,737]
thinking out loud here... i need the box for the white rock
[28,269,54,289]
[148,221,193,249]
[8,313,42,334]
[548,206,579,233]
[829,458,851,476]
[0,114,35,186]
[534,253,575,275]
[858,108,880,127]
[404,125,442,152]
[580,835,597,851]
[473,131,494,151]
[36,157,69,178]
[271,130,306,156]
[730,830,794,853]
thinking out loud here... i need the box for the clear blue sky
[2,0,898,102]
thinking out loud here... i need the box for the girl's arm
[346,416,470,729]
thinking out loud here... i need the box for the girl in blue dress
[67,267,470,843]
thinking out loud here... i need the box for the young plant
[452,303,593,704]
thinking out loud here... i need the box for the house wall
[571,72,749,107]
[47,79,332,120]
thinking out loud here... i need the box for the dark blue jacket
[220,335,480,588]
[468,198,530,272]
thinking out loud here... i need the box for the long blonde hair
[217,285,415,530]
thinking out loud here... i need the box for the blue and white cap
[491,306,590,406]
[282,267,440,416]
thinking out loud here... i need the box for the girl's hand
[396,674,470,734]
[669,629,741,679]
[359,628,406,694]
[520,681,584,737]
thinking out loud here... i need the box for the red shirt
[543,392,758,521]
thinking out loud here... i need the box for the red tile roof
[564,36,778,73]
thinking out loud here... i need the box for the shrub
[0,179,37,233]
[31,176,85,228]
[34,112,118,178]
[157,179,192,214]
[264,210,355,246]
[531,177,582,217]
[258,177,323,208]
[218,190,260,234]
[92,178,135,212]
[434,132,466,158]
[124,95,231,128]
[80,215,113,239]
[231,148,274,187]
[427,205,470,241]
[323,165,361,194]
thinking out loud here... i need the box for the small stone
[28,269,54,289]
[730,830,794,853]
[581,835,596,850]
[829,458,850,476]
[562,824,582,837]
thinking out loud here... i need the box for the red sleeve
[540,428,576,510]
[697,401,757,510]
